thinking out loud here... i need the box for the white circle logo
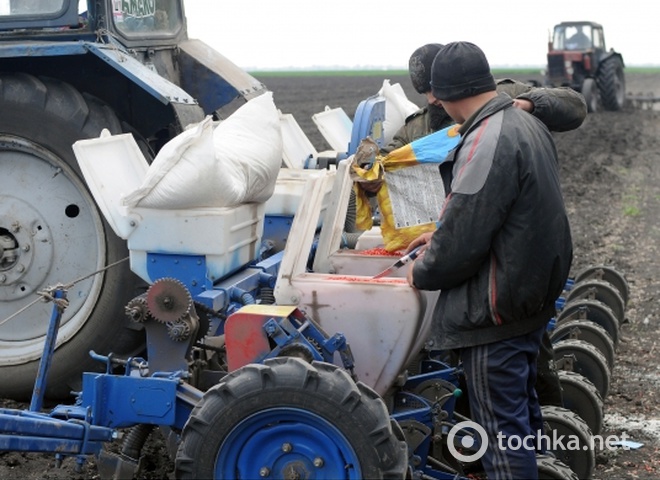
[447,420,489,462]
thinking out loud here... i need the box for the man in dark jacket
[379,43,585,409]
[406,41,573,479]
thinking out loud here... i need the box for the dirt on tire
[1,72,659,480]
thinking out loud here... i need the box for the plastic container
[73,131,264,283]
[279,111,317,169]
[312,106,353,152]
[265,168,336,218]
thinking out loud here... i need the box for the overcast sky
[185,0,656,70]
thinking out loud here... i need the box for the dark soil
[1,72,659,479]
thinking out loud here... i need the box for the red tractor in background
[545,21,625,112]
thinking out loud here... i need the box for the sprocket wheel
[146,278,192,324]
[167,320,192,342]
[125,295,149,323]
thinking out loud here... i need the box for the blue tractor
[0,0,266,400]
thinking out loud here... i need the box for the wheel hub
[0,198,53,300]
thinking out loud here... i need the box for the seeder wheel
[564,279,626,324]
[541,405,595,480]
[557,370,604,435]
[537,454,579,480]
[573,265,629,306]
[550,319,616,370]
[556,299,620,346]
[554,339,611,398]
[175,357,407,480]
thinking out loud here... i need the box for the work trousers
[460,326,545,480]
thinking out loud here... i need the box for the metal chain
[0,256,129,327]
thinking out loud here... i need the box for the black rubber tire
[541,405,595,480]
[537,454,579,480]
[0,73,143,400]
[565,279,626,325]
[553,339,611,399]
[597,58,626,111]
[556,299,620,346]
[175,357,408,479]
[581,78,599,113]
[573,265,629,307]
[550,319,616,371]
[557,370,604,436]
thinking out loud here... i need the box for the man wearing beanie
[406,41,573,479]
[375,43,585,410]
[380,43,586,154]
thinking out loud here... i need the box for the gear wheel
[167,320,192,342]
[146,277,192,324]
[125,295,149,323]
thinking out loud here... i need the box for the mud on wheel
[175,357,408,479]
[0,73,143,399]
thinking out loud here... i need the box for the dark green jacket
[380,78,587,154]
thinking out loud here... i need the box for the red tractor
[545,21,625,112]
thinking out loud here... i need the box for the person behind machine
[566,25,591,50]
[360,43,585,408]
[406,41,573,479]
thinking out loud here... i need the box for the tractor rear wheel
[598,58,626,111]
[176,357,408,479]
[0,73,144,400]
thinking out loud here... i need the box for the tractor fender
[0,40,206,132]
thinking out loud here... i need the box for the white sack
[378,79,420,145]
[122,115,216,209]
[213,91,283,204]
[122,92,283,209]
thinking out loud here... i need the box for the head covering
[430,41,496,101]
[408,43,444,94]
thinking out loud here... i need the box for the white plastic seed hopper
[72,130,265,284]
[275,160,436,396]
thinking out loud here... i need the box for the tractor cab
[0,1,188,48]
[551,22,605,52]
[545,21,625,112]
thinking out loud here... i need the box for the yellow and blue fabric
[352,124,461,252]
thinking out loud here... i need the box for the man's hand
[405,232,433,288]
[405,232,433,254]
[406,258,416,287]
[513,98,534,113]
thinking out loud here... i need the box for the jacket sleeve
[412,114,518,291]
[380,107,428,154]
[495,78,587,132]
